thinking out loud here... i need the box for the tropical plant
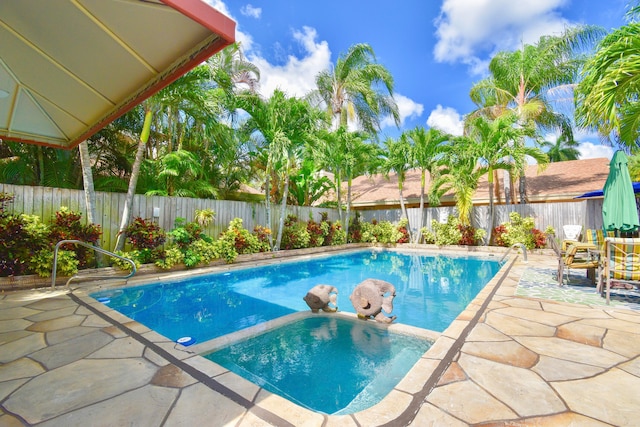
[382,135,413,240]
[470,26,603,203]
[493,212,553,249]
[575,4,640,147]
[313,43,399,134]
[405,126,450,242]
[539,132,581,162]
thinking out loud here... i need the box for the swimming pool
[91,249,502,344]
[204,315,433,414]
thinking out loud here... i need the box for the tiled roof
[348,158,611,208]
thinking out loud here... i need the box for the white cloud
[578,142,613,160]
[240,4,261,19]
[433,0,571,74]
[426,105,464,136]
[246,26,331,98]
[381,93,424,129]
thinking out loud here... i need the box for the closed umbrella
[602,150,640,235]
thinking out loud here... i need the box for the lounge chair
[599,237,640,304]
[548,236,599,285]
[584,228,615,252]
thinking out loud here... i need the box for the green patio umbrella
[602,150,640,234]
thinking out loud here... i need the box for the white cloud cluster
[240,4,261,19]
[434,0,571,74]
[426,105,464,136]
[578,142,613,160]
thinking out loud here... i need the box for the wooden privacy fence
[1,183,605,249]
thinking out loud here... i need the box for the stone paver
[0,250,639,426]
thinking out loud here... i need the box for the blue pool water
[91,249,502,344]
[205,316,433,415]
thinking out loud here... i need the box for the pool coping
[64,246,516,425]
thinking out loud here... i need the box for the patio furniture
[599,237,640,304]
[562,224,583,250]
[548,236,599,285]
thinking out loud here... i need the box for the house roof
[0,0,235,150]
[348,158,611,209]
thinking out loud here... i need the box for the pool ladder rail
[51,239,137,289]
[499,243,528,264]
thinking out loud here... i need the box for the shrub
[329,221,346,245]
[281,215,311,250]
[306,220,326,247]
[427,216,485,246]
[253,225,272,251]
[48,207,102,269]
[492,212,552,249]
[121,217,166,250]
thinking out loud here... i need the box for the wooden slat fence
[1,183,606,248]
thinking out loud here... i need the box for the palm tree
[405,126,450,242]
[540,133,580,162]
[382,135,413,239]
[238,90,320,250]
[313,43,399,134]
[575,4,640,147]
[466,113,547,242]
[470,26,603,203]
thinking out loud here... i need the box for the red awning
[0,0,235,149]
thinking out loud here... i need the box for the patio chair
[599,237,640,304]
[548,236,599,285]
[562,224,583,250]
[585,229,615,252]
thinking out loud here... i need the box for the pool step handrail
[499,243,528,263]
[51,239,137,289]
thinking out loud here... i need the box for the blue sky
[208,0,631,160]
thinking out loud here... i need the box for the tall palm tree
[382,135,413,239]
[575,4,640,147]
[470,26,603,203]
[540,133,581,162]
[313,43,400,134]
[466,113,547,242]
[405,126,450,242]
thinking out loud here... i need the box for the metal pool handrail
[51,239,137,289]
[499,243,528,263]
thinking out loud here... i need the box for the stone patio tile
[0,306,40,321]
[253,390,327,427]
[37,385,178,427]
[458,353,566,417]
[423,336,455,360]
[493,306,575,326]
[0,318,32,334]
[437,361,466,386]
[0,378,29,401]
[4,358,158,424]
[461,340,538,368]
[323,414,358,427]
[602,329,640,357]
[395,357,440,394]
[101,324,129,339]
[556,322,605,346]
[540,302,613,319]
[351,389,413,427]
[46,325,97,346]
[607,309,640,323]
[0,357,45,382]
[479,412,613,426]
[619,356,640,376]
[151,363,198,388]
[29,330,113,370]
[26,314,85,332]
[25,306,76,322]
[25,297,77,311]
[532,355,605,381]
[411,402,468,426]
[514,336,627,368]
[552,369,640,427]
[0,332,46,363]
[427,378,517,424]
[441,319,467,339]
[501,297,544,310]
[465,323,511,342]
[0,412,25,427]
[237,411,284,427]
[81,313,113,328]
[87,336,145,359]
[580,317,640,334]
[215,371,261,402]
[143,347,172,367]
[183,355,228,378]
[0,330,32,345]
[484,311,557,337]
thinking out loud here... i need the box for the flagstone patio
[1,250,639,426]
